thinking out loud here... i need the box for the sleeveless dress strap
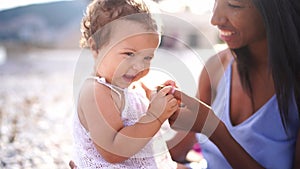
[88,76,124,99]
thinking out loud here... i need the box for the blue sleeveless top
[197,59,300,169]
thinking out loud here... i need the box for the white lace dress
[72,77,177,169]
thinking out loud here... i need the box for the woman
[170,0,300,168]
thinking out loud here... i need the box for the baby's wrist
[147,110,164,125]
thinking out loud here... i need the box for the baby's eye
[124,52,135,57]
[144,56,153,61]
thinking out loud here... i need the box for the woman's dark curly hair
[80,0,158,49]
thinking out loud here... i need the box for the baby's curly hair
[80,0,157,49]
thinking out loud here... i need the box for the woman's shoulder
[197,48,233,103]
[206,48,233,70]
[203,48,233,88]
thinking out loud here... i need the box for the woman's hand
[168,89,220,136]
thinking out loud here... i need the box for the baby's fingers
[163,80,177,87]
[157,86,172,96]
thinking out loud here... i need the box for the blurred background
[0,0,225,168]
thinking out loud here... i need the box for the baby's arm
[79,81,178,163]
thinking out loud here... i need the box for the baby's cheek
[134,69,149,81]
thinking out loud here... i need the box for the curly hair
[79,0,157,49]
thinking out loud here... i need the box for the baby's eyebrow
[123,48,136,52]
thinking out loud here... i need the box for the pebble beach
[0,47,80,169]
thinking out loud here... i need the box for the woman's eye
[228,3,242,8]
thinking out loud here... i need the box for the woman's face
[211,0,266,49]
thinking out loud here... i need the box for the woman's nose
[210,1,227,26]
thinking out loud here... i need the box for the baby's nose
[132,61,145,71]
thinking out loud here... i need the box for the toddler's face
[95,22,160,88]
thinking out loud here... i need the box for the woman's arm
[211,120,264,169]
[165,51,227,163]
[167,131,197,163]
[169,90,264,169]
[169,50,264,168]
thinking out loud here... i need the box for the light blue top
[197,59,300,169]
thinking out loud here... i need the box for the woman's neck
[248,39,268,72]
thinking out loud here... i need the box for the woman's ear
[88,37,99,59]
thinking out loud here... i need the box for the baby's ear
[88,37,99,58]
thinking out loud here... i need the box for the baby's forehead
[109,19,157,41]
[111,33,159,54]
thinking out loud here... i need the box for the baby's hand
[148,86,179,124]
[156,80,185,107]
[162,80,177,88]
[156,80,177,95]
